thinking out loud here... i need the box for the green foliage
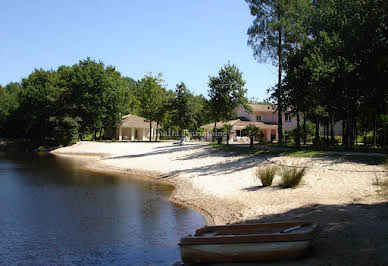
[223,124,233,145]
[50,116,81,145]
[245,124,259,147]
[280,167,306,188]
[208,62,248,123]
[256,166,278,187]
[137,73,165,141]
[0,58,138,145]
[246,0,312,146]
[281,0,388,148]
[171,82,196,136]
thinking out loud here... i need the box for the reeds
[256,166,278,187]
[280,167,306,188]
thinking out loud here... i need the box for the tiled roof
[248,104,276,112]
[201,119,277,130]
[120,114,157,128]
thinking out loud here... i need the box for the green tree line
[246,0,388,147]
[0,59,249,145]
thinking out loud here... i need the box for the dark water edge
[0,152,205,265]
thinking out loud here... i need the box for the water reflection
[0,153,205,265]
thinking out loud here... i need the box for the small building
[107,114,158,141]
[201,119,278,143]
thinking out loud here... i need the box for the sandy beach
[52,141,388,265]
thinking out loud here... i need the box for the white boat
[179,221,320,264]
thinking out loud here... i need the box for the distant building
[201,103,342,143]
[106,114,157,141]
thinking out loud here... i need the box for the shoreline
[50,142,388,264]
[51,142,387,226]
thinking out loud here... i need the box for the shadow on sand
[214,202,388,266]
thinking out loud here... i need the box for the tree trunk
[373,116,377,146]
[346,103,352,148]
[296,111,300,148]
[330,116,335,145]
[213,121,217,142]
[342,119,346,146]
[155,122,159,142]
[277,28,283,146]
[149,119,152,142]
[314,122,320,144]
[226,132,230,145]
[99,128,103,140]
[250,137,254,147]
[303,116,307,145]
[323,123,326,143]
[93,130,97,141]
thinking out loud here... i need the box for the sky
[0,0,277,100]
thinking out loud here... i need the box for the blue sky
[1,0,276,100]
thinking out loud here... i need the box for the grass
[280,167,306,188]
[376,158,388,198]
[267,142,388,154]
[256,166,278,187]
[210,143,386,164]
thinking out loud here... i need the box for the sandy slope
[51,141,387,226]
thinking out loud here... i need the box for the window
[285,114,292,122]
[256,115,262,121]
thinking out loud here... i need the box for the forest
[246,0,388,148]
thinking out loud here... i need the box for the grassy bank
[210,143,388,164]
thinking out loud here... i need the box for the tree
[190,94,210,132]
[223,124,233,145]
[246,124,259,147]
[171,82,195,137]
[153,87,172,141]
[246,0,311,146]
[137,74,165,142]
[19,69,61,142]
[208,62,248,140]
[100,66,128,139]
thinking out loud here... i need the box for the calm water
[0,153,205,265]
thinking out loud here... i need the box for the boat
[179,221,320,264]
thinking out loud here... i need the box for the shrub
[256,166,278,187]
[280,167,306,188]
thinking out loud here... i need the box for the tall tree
[137,74,165,142]
[208,62,248,140]
[19,69,60,142]
[171,82,195,137]
[246,0,311,146]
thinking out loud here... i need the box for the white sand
[52,141,387,225]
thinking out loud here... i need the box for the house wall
[319,121,343,137]
[235,106,300,133]
[113,127,156,141]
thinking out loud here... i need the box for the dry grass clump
[280,167,306,188]
[256,166,278,187]
[374,173,388,198]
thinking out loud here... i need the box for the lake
[0,153,205,265]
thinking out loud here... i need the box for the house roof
[201,119,277,130]
[248,104,276,112]
[120,114,157,128]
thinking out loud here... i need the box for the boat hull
[180,240,312,263]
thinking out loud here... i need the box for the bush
[280,167,306,188]
[256,166,278,187]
